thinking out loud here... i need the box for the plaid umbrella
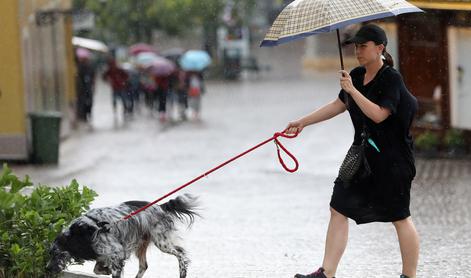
[261,0,423,69]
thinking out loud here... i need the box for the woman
[286,25,419,278]
[75,48,96,122]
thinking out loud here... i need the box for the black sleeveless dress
[330,65,418,224]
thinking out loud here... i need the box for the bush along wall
[0,164,97,278]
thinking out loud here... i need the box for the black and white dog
[46,194,199,278]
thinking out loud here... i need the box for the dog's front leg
[110,257,125,278]
[94,234,126,278]
[93,261,111,275]
[112,269,122,278]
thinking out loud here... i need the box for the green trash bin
[29,111,62,164]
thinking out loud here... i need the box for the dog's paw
[93,262,111,275]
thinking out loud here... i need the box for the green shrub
[0,164,97,278]
[444,128,465,148]
[415,131,440,151]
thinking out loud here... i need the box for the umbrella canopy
[72,37,108,52]
[135,52,159,68]
[129,43,157,56]
[161,47,185,64]
[149,56,176,77]
[76,47,92,60]
[179,50,212,71]
[261,0,423,69]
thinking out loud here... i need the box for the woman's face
[355,41,384,66]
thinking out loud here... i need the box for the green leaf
[10,244,21,255]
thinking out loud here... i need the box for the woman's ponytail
[382,49,394,68]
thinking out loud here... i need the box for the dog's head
[46,231,72,274]
[46,218,99,274]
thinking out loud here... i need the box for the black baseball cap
[345,24,388,46]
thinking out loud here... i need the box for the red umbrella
[76,47,92,60]
[129,43,157,56]
[148,56,176,77]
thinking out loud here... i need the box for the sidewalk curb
[61,271,99,278]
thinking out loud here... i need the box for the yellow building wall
[0,0,73,160]
[64,17,77,106]
[0,1,25,134]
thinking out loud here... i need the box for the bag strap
[360,65,389,145]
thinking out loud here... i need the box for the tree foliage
[72,0,255,44]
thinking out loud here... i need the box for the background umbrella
[134,52,159,68]
[75,47,92,60]
[261,0,423,70]
[148,56,176,77]
[161,48,185,64]
[179,50,212,72]
[72,37,108,53]
[129,43,157,56]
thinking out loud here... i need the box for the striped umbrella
[261,0,423,69]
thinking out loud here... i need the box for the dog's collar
[85,215,111,233]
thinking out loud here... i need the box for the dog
[46,194,199,278]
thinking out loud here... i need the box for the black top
[331,65,418,224]
[338,65,417,168]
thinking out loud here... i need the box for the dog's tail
[160,194,200,226]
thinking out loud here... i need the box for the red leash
[122,131,299,220]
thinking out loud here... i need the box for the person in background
[123,63,141,114]
[185,71,205,121]
[154,75,170,122]
[176,68,189,120]
[75,48,96,123]
[102,58,130,117]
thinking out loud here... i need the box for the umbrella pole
[337,29,349,108]
[336,29,345,70]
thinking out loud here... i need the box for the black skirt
[330,151,414,225]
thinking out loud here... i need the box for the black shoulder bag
[338,66,389,188]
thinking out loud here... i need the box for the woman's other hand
[285,120,304,135]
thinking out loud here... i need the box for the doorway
[449,27,471,129]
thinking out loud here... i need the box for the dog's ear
[70,222,98,238]
[56,232,68,246]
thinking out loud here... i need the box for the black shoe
[400,275,410,278]
[294,267,335,278]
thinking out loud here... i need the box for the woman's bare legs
[393,217,419,278]
[321,207,349,278]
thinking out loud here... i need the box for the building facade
[0,0,76,160]
[302,0,471,133]
[400,1,471,132]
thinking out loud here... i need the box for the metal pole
[337,29,349,108]
[336,29,344,70]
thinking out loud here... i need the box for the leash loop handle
[273,131,299,173]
